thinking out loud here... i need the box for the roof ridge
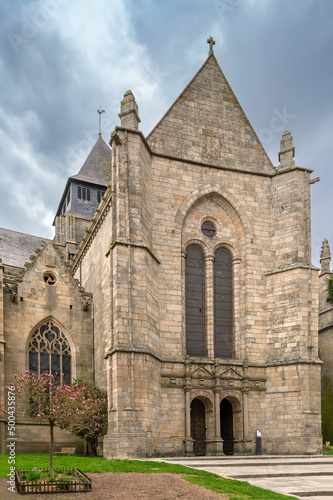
[0,227,52,240]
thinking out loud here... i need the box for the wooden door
[191,398,206,456]
[220,398,234,455]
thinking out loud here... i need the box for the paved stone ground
[153,455,333,499]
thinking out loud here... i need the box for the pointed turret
[70,135,111,186]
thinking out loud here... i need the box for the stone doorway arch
[190,398,206,456]
[220,398,234,455]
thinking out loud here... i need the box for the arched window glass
[28,321,71,385]
[185,245,206,357]
[214,248,233,358]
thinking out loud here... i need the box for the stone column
[205,254,215,358]
[212,362,223,455]
[184,387,194,455]
[184,359,194,455]
[214,388,221,438]
[242,388,249,438]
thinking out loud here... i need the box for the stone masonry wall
[1,243,92,452]
[76,191,112,390]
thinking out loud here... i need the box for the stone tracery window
[28,321,71,385]
[214,248,233,358]
[185,245,234,359]
[185,245,207,357]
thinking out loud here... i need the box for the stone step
[184,461,333,467]
[227,472,333,479]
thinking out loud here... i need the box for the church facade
[0,42,322,457]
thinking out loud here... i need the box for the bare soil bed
[0,472,228,499]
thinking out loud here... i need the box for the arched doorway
[220,398,233,455]
[190,398,206,456]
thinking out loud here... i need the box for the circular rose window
[43,272,56,285]
[201,221,216,237]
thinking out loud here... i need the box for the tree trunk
[49,420,54,477]
[90,440,98,456]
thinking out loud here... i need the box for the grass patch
[0,454,299,499]
[185,475,299,500]
[0,454,208,477]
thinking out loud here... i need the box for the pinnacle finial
[97,106,105,137]
[278,130,295,171]
[207,36,215,55]
[321,239,331,260]
[320,239,331,275]
[118,90,141,130]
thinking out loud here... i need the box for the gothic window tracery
[185,244,234,359]
[185,245,207,357]
[214,248,233,358]
[28,321,71,385]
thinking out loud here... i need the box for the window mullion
[205,254,215,358]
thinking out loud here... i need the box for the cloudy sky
[0,0,332,265]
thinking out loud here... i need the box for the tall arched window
[185,245,206,357]
[28,320,71,385]
[214,248,233,358]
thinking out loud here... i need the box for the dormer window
[78,186,82,199]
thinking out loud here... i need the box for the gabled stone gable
[147,54,274,174]
[2,241,92,389]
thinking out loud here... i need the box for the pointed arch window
[185,245,206,357]
[28,321,71,385]
[214,248,233,358]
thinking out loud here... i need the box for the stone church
[0,40,323,457]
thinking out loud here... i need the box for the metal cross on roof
[207,36,215,55]
[97,106,105,136]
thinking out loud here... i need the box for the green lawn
[0,453,299,500]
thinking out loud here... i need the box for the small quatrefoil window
[43,272,56,285]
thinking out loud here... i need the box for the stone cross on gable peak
[207,36,215,55]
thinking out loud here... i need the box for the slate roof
[54,135,111,221]
[71,135,111,185]
[0,227,52,268]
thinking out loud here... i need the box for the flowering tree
[13,371,59,476]
[55,380,107,455]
